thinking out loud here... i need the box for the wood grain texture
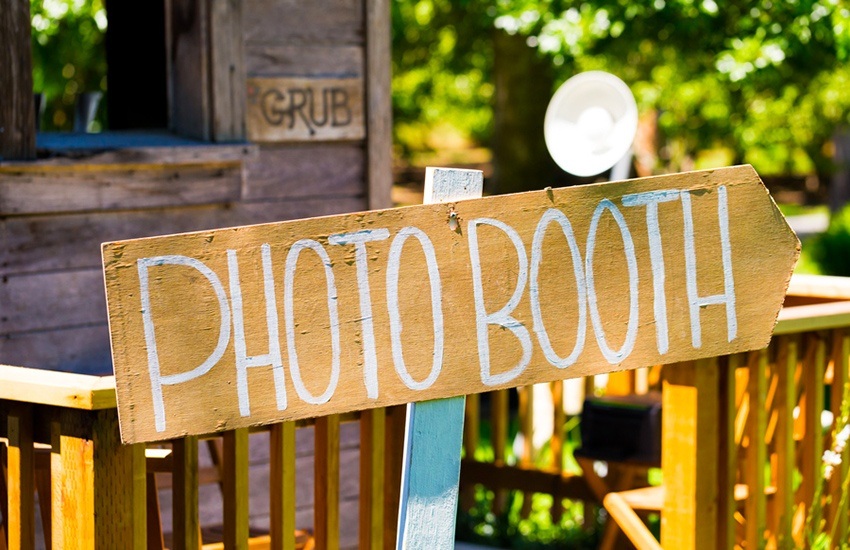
[223,428,250,549]
[0,269,107,334]
[2,196,367,276]
[209,0,246,142]
[0,165,242,215]
[172,436,200,550]
[269,422,297,550]
[92,409,147,549]
[0,0,35,160]
[744,350,768,550]
[246,77,365,142]
[6,403,35,549]
[0,324,113,374]
[314,415,340,550]
[246,45,363,78]
[169,0,211,140]
[366,0,393,209]
[244,144,365,200]
[359,408,385,550]
[0,365,115,410]
[243,0,364,45]
[660,359,720,550]
[396,167,482,548]
[50,410,95,550]
[102,165,800,443]
[775,338,798,543]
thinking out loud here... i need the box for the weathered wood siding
[0,0,386,374]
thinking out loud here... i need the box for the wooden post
[7,403,35,549]
[209,0,245,142]
[365,0,393,209]
[360,408,387,549]
[92,409,147,549]
[269,422,297,550]
[315,415,341,550]
[0,0,36,160]
[661,358,721,550]
[50,410,95,550]
[172,436,200,550]
[395,167,483,548]
[223,428,250,549]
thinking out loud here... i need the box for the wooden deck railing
[2,273,850,549]
[0,370,407,549]
[460,274,850,549]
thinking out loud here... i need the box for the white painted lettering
[227,245,287,417]
[468,218,532,385]
[138,255,231,432]
[681,186,737,348]
[586,200,639,364]
[386,227,445,390]
[283,240,340,405]
[328,229,391,398]
[529,208,586,368]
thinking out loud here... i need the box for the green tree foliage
[393,0,850,175]
[30,0,107,131]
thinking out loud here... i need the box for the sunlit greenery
[393,0,850,175]
[30,0,107,131]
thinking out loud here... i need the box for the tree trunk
[490,30,560,194]
[0,0,36,160]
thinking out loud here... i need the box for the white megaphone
[544,71,638,180]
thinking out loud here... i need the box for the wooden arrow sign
[102,165,799,444]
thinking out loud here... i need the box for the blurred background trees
[392,0,850,191]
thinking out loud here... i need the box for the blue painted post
[395,167,484,549]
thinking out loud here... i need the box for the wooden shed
[0,0,392,375]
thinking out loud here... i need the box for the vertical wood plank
[223,428,250,549]
[745,349,768,550]
[518,385,534,517]
[460,393,480,512]
[661,359,720,550]
[7,403,35,549]
[92,409,147,549]
[172,436,200,550]
[776,337,798,545]
[383,405,407,549]
[550,380,565,523]
[209,0,246,141]
[50,410,94,550]
[828,330,850,539]
[491,388,509,516]
[315,415,340,550]
[396,167,483,548]
[169,0,211,140]
[147,473,165,550]
[0,0,36,160]
[365,0,392,209]
[801,335,826,516]
[360,408,386,550]
[270,422,297,550]
[717,354,741,550]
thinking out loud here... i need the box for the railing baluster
[745,349,768,549]
[460,393,480,512]
[776,336,798,545]
[50,410,95,550]
[491,389,509,516]
[550,380,565,524]
[518,384,534,518]
[223,428,250,549]
[359,408,386,550]
[7,403,35,549]
[718,353,741,550]
[315,415,340,550]
[828,329,850,539]
[172,436,200,550]
[270,422,297,550]
[801,334,826,517]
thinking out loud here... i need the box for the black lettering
[331,88,352,127]
[309,88,330,128]
[287,88,315,135]
[261,89,285,125]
